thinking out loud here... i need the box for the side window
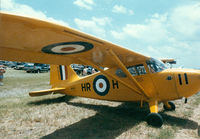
[115,68,127,78]
[135,64,146,75]
[116,64,147,78]
[127,66,137,76]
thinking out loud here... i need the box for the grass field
[0,69,200,139]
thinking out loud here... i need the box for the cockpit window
[146,58,167,73]
[116,64,147,78]
[127,64,146,76]
[128,66,137,76]
[135,64,147,75]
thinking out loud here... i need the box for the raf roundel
[93,75,110,96]
[42,42,93,55]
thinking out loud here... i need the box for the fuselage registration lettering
[81,83,91,91]
[81,80,119,92]
[112,80,119,89]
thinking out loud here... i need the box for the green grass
[157,128,175,139]
[0,69,200,139]
[0,68,50,97]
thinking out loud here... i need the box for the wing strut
[108,49,149,99]
[78,58,149,100]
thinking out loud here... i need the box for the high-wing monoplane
[1,13,200,127]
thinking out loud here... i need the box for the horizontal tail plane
[29,88,65,97]
[29,65,79,97]
[160,58,176,64]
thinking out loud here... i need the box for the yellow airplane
[0,12,200,127]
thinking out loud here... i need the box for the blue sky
[1,0,200,68]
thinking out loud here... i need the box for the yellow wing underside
[0,12,153,100]
[0,12,149,68]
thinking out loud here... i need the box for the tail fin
[50,65,79,87]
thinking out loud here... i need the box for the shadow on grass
[161,113,198,130]
[41,102,147,139]
[41,101,199,139]
[28,95,75,105]
[198,125,200,137]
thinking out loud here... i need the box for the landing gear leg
[163,101,175,111]
[146,100,163,127]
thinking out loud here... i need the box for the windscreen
[146,58,167,73]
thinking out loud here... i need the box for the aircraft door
[127,64,156,97]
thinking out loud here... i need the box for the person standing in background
[0,65,6,86]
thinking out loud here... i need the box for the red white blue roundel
[93,75,110,96]
[42,42,93,55]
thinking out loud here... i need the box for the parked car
[23,63,34,72]
[0,60,6,65]
[24,63,49,73]
[14,62,26,70]
[4,61,17,68]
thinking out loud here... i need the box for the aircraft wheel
[146,113,163,127]
[35,70,40,73]
[163,101,175,111]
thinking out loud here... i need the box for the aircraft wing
[0,12,149,68]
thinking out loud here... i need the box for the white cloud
[111,13,168,43]
[0,0,69,26]
[111,4,200,44]
[1,0,14,9]
[111,3,200,68]
[73,0,94,10]
[110,30,125,40]
[112,5,134,15]
[74,17,111,38]
[170,3,200,40]
[92,17,111,26]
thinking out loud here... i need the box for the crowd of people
[82,66,98,76]
[71,64,98,76]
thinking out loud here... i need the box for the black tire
[35,70,40,73]
[163,101,175,111]
[146,113,163,127]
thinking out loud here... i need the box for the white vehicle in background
[14,62,26,70]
